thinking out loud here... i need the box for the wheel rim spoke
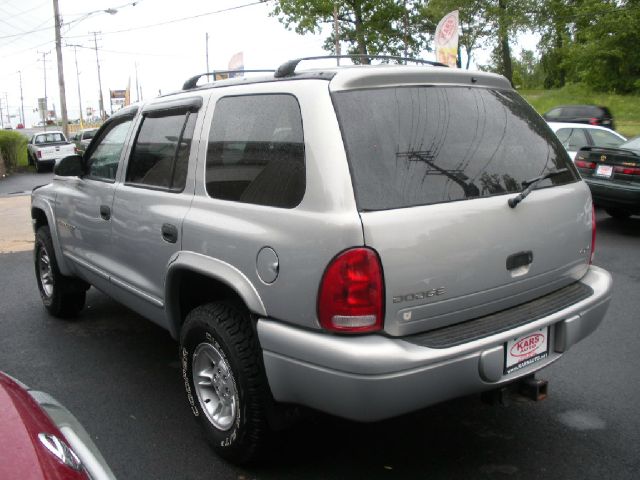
[192,341,238,431]
[38,246,54,298]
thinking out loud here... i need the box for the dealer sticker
[504,328,549,374]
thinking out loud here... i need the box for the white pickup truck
[27,131,76,173]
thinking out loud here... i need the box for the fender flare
[164,251,266,339]
[31,197,73,276]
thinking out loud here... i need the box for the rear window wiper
[508,168,568,209]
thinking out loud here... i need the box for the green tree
[512,49,544,89]
[271,1,429,63]
[534,0,573,88]
[564,0,640,92]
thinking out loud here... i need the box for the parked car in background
[27,131,76,173]
[543,105,615,130]
[0,372,115,480]
[575,136,640,219]
[548,122,626,160]
[71,128,99,154]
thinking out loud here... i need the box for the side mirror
[54,155,84,177]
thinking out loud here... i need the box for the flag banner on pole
[435,10,459,68]
[228,52,244,78]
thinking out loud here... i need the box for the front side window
[206,94,305,208]
[333,87,578,211]
[86,120,133,181]
[125,112,196,191]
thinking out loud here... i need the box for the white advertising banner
[435,10,459,68]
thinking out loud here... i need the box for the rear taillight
[613,166,640,175]
[589,117,599,125]
[590,204,596,264]
[575,160,596,169]
[317,248,384,333]
[36,150,42,159]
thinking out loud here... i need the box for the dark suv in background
[543,104,615,130]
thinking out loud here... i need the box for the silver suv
[31,58,613,464]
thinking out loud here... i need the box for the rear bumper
[258,265,612,421]
[585,179,640,213]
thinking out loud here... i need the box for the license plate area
[504,327,549,375]
[595,164,613,178]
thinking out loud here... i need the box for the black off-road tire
[604,208,631,220]
[180,303,270,464]
[34,226,88,318]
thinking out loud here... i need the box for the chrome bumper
[258,265,612,421]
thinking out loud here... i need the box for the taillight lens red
[589,117,599,125]
[575,160,596,169]
[590,204,596,264]
[317,248,384,333]
[613,165,640,175]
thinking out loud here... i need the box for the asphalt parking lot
[0,174,639,479]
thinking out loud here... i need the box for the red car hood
[0,373,88,480]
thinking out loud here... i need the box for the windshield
[333,86,578,211]
[83,129,97,140]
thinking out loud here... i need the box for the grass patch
[519,84,640,139]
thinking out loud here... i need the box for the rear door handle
[99,205,111,221]
[161,223,178,244]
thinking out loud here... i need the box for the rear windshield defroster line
[332,86,578,212]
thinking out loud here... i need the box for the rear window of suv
[333,86,578,211]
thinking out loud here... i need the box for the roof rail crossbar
[274,55,448,78]
[182,70,276,90]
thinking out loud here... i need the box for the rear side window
[126,112,196,191]
[333,87,578,211]
[589,129,625,149]
[206,94,305,208]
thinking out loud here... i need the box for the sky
[0,0,537,128]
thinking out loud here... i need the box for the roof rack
[274,55,448,78]
[182,70,276,90]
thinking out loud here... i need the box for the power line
[0,1,142,40]
[0,1,48,23]
[64,0,270,39]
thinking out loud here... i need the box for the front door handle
[161,223,178,244]
[99,205,111,221]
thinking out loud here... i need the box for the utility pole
[205,33,210,73]
[53,0,69,137]
[90,32,106,121]
[333,5,340,66]
[4,93,8,127]
[69,46,84,128]
[18,71,25,127]
[38,50,50,131]
[0,97,4,129]
[134,62,140,102]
